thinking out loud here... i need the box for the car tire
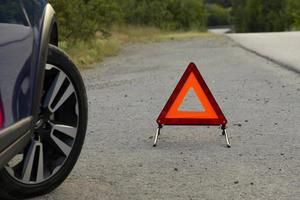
[0,45,88,199]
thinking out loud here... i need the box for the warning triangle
[157,63,227,126]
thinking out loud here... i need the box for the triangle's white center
[178,87,205,112]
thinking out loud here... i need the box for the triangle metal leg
[153,125,230,148]
[222,126,231,148]
[153,125,162,147]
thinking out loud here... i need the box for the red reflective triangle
[157,63,227,126]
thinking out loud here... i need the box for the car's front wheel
[0,45,88,199]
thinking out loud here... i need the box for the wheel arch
[32,3,56,123]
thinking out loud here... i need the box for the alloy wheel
[5,64,79,184]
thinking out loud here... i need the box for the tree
[287,0,300,29]
[119,0,206,31]
[231,0,290,32]
[50,0,122,41]
[167,0,206,30]
[205,0,231,7]
[206,4,230,26]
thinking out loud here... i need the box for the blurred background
[49,0,300,68]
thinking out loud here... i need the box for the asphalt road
[33,35,300,200]
[228,32,300,74]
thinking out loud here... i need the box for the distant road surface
[209,28,231,34]
[228,32,300,74]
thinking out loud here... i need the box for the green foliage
[50,0,122,41]
[50,0,93,40]
[167,0,206,30]
[206,4,230,26]
[231,0,290,32]
[87,0,122,28]
[205,0,231,7]
[287,0,300,29]
[119,0,206,31]
[119,0,172,29]
[50,0,206,41]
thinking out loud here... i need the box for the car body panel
[0,23,34,127]
[0,0,56,167]
[0,0,46,129]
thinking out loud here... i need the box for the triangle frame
[157,63,227,126]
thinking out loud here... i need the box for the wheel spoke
[22,141,44,182]
[50,126,72,156]
[36,143,44,182]
[51,84,75,112]
[44,71,66,110]
[22,142,35,182]
[52,124,77,138]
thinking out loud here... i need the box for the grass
[60,26,216,69]
[59,37,121,69]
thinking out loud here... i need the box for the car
[0,1,88,199]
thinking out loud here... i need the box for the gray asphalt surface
[228,32,300,74]
[33,35,300,200]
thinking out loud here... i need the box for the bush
[119,0,173,29]
[287,0,300,30]
[206,4,230,26]
[231,0,290,33]
[50,0,206,40]
[205,0,231,7]
[50,0,93,40]
[50,0,122,41]
[168,0,206,30]
[119,0,206,31]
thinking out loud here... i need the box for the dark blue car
[0,1,88,199]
